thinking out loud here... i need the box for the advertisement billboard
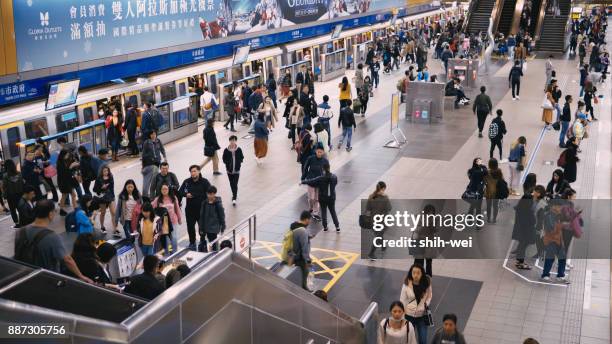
[12,0,410,72]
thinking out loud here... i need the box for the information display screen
[232,45,251,66]
[331,24,343,39]
[45,79,80,110]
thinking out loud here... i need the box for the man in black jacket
[149,162,180,199]
[301,146,329,221]
[488,109,507,160]
[302,163,339,232]
[472,86,493,138]
[125,255,165,300]
[198,186,226,252]
[508,60,523,100]
[141,131,166,199]
[17,186,36,228]
[337,100,356,152]
[124,103,139,156]
[179,165,211,250]
[559,95,572,148]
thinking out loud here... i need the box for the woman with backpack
[484,158,507,223]
[466,158,488,215]
[377,301,417,344]
[115,179,142,239]
[71,195,94,234]
[2,159,24,226]
[93,166,118,236]
[508,136,527,196]
[400,264,432,344]
[152,183,181,254]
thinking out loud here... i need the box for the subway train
[0,7,458,167]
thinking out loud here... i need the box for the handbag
[121,137,129,147]
[541,97,553,110]
[461,189,481,201]
[43,165,57,179]
[359,214,373,229]
[552,121,560,131]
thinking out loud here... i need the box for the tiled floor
[0,26,610,343]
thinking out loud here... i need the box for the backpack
[281,229,295,265]
[14,228,53,264]
[65,210,78,232]
[383,318,410,342]
[557,150,567,167]
[5,174,24,196]
[496,179,509,199]
[488,121,499,139]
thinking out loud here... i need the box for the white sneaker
[541,276,551,282]
[556,276,570,284]
[512,97,516,101]
[516,96,520,100]
[232,199,236,206]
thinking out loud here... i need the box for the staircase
[535,0,571,52]
[497,0,517,36]
[467,0,496,34]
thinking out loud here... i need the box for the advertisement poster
[13,0,410,72]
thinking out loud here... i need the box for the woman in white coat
[400,264,432,344]
[377,301,418,344]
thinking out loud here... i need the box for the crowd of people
[5,6,608,343]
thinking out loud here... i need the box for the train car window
[209,75,218,94]
[159,83,176,103]
[189,97,198,123]
[178,83,187,97]
[25,118,49,139]
[157,105,171,134]
[6,127,21,159]
[55,111,80,132]
[141,89,156,105]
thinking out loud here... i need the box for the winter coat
[511,194,536,244]
[198,197,226,234]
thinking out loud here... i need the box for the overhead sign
[12,0,413,72]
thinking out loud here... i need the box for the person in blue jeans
[401,264,432,344]
[541,199,570,284]
[559,96,573,148]
[337,99,356,152]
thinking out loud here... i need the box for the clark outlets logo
[40,12,49,26]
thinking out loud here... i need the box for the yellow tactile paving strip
[247,241,359,293]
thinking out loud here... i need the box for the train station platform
[0,27,610,344]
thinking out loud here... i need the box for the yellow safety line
[322,252,359,293]
[258,241,282,260]
[310,256,337,279]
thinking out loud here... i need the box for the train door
[346,37,354,68]
[296,50,304,62]
[0,122,24,163]
[78,102,98,123]
[264,56,278,81]
[312,46,321,79]
[206,72,219,95]
[175,78,189,97]
[242,63,252,78]
[231,65,244,81]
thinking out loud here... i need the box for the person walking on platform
[370,56,381,89]
[149,162,180,200]
[366,181,392,261]
[508,136,527,196]
[266,72,278,108]
[400,264,432,344]
[472,86,492,138]
[484,159,506,223]
[141,130,167,199]
[559,95,573,148]
[301,146,328,221]
[152,183,181,255]
[124,103,139,156]
[93,166,118,236]
[2,160,25,227]
[253,114,269,164]
[488,109,507,159]
[337,100,356,152]
[179,165,210,251]
[201,119,222,176]
[140,102,160,141]
[317,95,334,149]
[544,55,554,91]
[377,301,418,344]
[222,135,244,206]
[302,163,339,232]
[105,110,124,162]
[508,60,523,100]
[338,76,353,112]
[540,199,570,284]
[115,179,142,239]
[200,86,218,121]
[354,63,365,96]
[223,87,238,132]
[198,186,226,252]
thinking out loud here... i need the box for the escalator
[535,0,571,52]
[497,0,518,36]
[0,251,375,343]
[467,0,497,34]
[527,0,543,36]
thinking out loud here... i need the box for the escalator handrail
[491,0,505,35]
[534,0,549,41]
[462,0,479,32]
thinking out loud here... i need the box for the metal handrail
[534,0,549,41]
[360,302,379,344]
[207,213,257,259]
[462,0,479,32]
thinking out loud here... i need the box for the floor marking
[583,269,592,310]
